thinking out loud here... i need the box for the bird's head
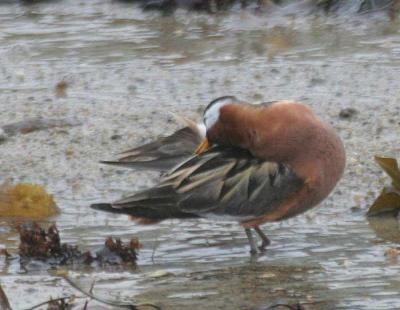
[195,96,239,154]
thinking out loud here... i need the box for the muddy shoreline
[1,1,400,309]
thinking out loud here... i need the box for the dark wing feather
[94,146,304,221]
[176,148,303,218]
[101,126,202,171]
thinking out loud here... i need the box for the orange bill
[194,138,209,154]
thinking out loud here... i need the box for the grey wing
[105,146,304,221]
[101,126,203,171]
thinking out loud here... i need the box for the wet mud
[1,1,400,309]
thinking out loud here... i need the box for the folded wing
[101,126,203,171]
[92,146,304,221]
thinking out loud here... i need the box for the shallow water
[1,1,400,309]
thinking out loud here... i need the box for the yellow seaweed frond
[0,183,58,219]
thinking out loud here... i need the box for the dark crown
[203,96,238,116]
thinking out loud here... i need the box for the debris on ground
[0,117,81,139]
[0,182,58,219]
[17,223,140,267]
[367,156,400,216]
[96,237,141,266]
[2,274,159,310]
[45,296,78,310]
[55,80,68,98]
[339,107,358,119]
[18,223,89,265]
[384,247,400,258]
[62,275,160,310]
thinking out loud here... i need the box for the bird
[91,96,346,254]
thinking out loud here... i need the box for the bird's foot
[254,226,270,252]
[245,227,271,255]
[258,241,269,252]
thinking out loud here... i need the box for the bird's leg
[245,228,258,254]
[254,226,270,251]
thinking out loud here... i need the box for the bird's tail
[90,203,165,224]
[90,203,120,213]
[90,186,199,224]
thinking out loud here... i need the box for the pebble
[110,134,122,140]
[339,108,358,119]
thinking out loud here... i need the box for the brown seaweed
[17,223,140,267]
[367,156,400,216]
[55,81,68,98]
[0,182,58,219]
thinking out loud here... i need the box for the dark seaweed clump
[17,223,140,267]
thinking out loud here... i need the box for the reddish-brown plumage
[91,97,346,253]
[207,101,346,227]
[130,216,162,225]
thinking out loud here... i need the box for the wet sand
[1,1,400,309]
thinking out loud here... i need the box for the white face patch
[196,122,206,138]
[203,96,237,130]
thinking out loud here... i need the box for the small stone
[339,108,358,119]
[110,134,122,140]
[351,206,362,212]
